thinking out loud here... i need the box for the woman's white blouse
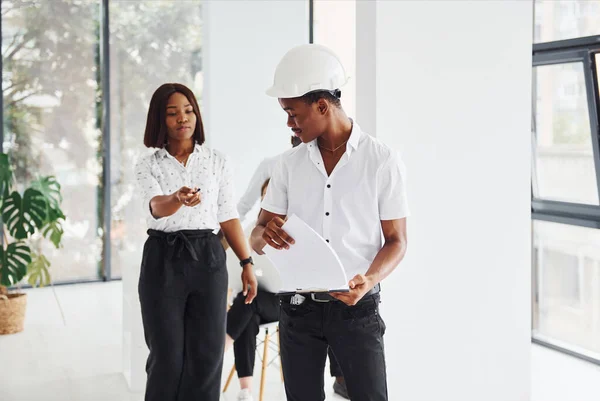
[134,144,239,232]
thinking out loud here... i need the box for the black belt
[281,283,381,303]
[147,229,217,274]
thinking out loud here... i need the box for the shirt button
[325,212,330,216]
[326,239,330,243]
[327,184,331,188]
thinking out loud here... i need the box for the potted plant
[0,152,65,334]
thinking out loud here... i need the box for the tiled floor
[1,281,599,401]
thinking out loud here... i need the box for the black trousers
[280,293,387,401]
[328,347,343,378]
[138,229,228,401]
[226,290,346,379]
[226,290,280,377]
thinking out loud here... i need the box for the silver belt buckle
[310,293,330,303]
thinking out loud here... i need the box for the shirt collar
[158,142,202,159]
[347,120,362,152]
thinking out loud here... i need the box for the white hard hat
[266,44,349,99]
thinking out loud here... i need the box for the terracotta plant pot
[0,293,27,334]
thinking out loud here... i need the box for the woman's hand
[241,265,258,304]
[150,186,200,219]
[174,186,202,207]
[219,218,258,304]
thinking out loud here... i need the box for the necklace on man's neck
[318,120,353,153]
[318,139,348,153]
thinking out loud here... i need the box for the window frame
[532,34,600,365]
[0,0,111,284]
[532,37,600,224]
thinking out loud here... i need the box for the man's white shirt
[261,122,409,279]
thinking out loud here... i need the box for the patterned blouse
[134,144,239,232]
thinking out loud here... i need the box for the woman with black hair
[134,83,258,401]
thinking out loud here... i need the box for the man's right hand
[262,216,295,250]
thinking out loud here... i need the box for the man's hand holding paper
[260,215,349,294]
[331,274,377,306]
[262,216,294,251]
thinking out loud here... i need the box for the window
[2,0,103,282]
[533,220,600,359]
[532,63,599,205]
[108,0,203,278]
[535,0,600,44]
[532,7,600,363]
[1,0,205,285]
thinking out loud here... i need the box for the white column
[313,0,357,120]
[203,0,308,199]
[355,0,376,135]
[358,1,533,400]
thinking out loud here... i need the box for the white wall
[370,1,532,400]
[203,0,308,206]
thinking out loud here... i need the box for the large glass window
[2,0,102,282]
[1,0,204,284]
[533,220,600,359]
[108,0,203,278]
[532,4,600,364]
[532,63,599,205]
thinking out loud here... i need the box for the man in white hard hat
[250,44,409,401]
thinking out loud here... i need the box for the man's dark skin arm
[331,218,407,305]
[250,209,293,254]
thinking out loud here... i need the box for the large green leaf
[27,253,51,287]
[42,207,65,248]
[2,189,48,240]
[0,242,32,287]
[31,176,62,210]
[30,176,65,248]
[0,153,13,199]
[47,206,66,222]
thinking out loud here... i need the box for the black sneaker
[333,380,350,399]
